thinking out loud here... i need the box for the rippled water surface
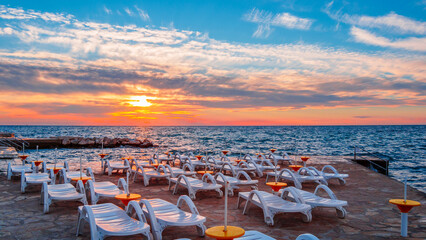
[1,125,424,192]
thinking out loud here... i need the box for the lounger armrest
[177,195,200,215]
[280,187,306,204]
[306,167,321,176]
[76,180,85,194]
[137,200,159,234]
[182,163,194,172]
[157,165,167,173]
[296,233,320,240]
[81,205,99,240]
[313,185,337,200]
[86,167,95,181]
[126,201,147,222]
[278,169,302,189]
[236,171,252,181]
[321,165,340,175]
[202,173,217,184]
[118,178,127,191]
[221,162,236,176]
[214,172,227,183]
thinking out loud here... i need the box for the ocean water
[1,125,424,192]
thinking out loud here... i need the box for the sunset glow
[128,96,153,107]
[0,1,424,126]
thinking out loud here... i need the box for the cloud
[353,116,371,118]
[103,6,112,15]
[243,8,313,38]
[124,7,133,16]
[324,2,426,51]
[324,2,426,35]
[135,6,149,21]
[0,5,424,122]
[350,27,426,52]
[0,5,73,23]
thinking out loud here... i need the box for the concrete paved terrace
[0,156,425,240]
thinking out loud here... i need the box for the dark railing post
[354,146,357,161]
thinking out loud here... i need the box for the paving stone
[0,156,424,240]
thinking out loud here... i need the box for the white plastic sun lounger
[76,201,152,240]
[235,230,276,240]
[138,196,207,240]
[296,234,320,240]
[133,165,171,186]
[42,181,87,213]
[21,171,54,193]
[307,165,349,185]
[235,232,318,240]
[59,167,94,184]
[164,164,196,178]
[175,153,207,169]
[103,159,130,176]
[266,168,327,189]
[265,152,292,164]
[7,162,35,180]
[153,152,174,165]
[41,161,69,173]
[281,185,347,218]
[219,162,259,177]
[86,178,127,204]
[169,174,223,200]
[237,190,312,226]
[214,172,258,196]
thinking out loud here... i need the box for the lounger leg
[76,211,84,236]
[196,223,207,237]
[336,206,347,218]
[236,196,242,209]
[108,167,112,176]
[302,209,312,223]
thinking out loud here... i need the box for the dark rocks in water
[8,137,154,149]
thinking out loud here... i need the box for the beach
[1,155,424,239]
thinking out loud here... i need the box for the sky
[0,0,425,126]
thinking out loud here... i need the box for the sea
[0,125,424,193]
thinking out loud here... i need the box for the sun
[129,96,152,107]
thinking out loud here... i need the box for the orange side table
[197,170,214,176]
[205,226,245,240]
[115,193,141,206]
[99,153,108,159]
[289,165,303,172]
[266,182,287,192]
[71,177,92,185]
[47,167,63,174]
[32,161,43,167]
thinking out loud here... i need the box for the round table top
[115,193,141,200]
[197,170,214,175]
[19,155,28,159]
[234,159,246,163]
[289,165,303,171]
[71,177,92,181]
[221,151,229,155]
[99,153,108,157]
[266,182,287,187]
[301,156,310,161]
[205,226,245,240]
[270,149,277,153]
[195,155,204,160]
[389,199,421,207]
[47,167,63,170]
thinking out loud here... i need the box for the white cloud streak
[324,1,426,52]
[244,8,313,38]
[103,6,112,15]
[351,27,426,52]
[135,6,150,21]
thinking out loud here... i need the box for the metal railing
[0,137,30,151]
[353,146,390,175]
